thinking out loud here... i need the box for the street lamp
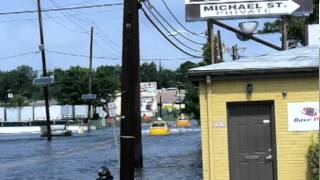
[236,21,259,41]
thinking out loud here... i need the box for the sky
[0,0,282,71]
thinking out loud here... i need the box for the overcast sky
[0,0,280,71]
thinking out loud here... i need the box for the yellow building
[188,46,319,180]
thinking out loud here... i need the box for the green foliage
[140,62,158,83]
[308,139,319,180]
[259,0,319,48]
[202,39,223,64]
[94,65,121,105]
[8,95,28,107]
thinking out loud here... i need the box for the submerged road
[0,122,202,180]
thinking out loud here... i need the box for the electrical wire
[94,23,120,47]
[48,0,90,33]
[159,0,206,38]
[0,9,121,24]
[144,1,205,46]
[0,3,123,16]
[141,7,202,58]
[45,49,200,61]
[0,51,39,61]
[45,0,120,56]
[142,4,200,53]
[46,49,119,60]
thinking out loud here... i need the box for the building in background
[157,88,185,112]
[140,82,157,120]
[189,45,318,180]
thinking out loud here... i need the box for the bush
[308,140,319,180]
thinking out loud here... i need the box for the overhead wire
[144,1,205,46]
[45,0,120,56]
[0,9,121,24]
[0,3,123,16]
[45,49,200,61]
[142,3,200,53]
[0,51,39,61]
[141,7,202,58]
[160,0,206,38]
[48,0,90,33]
[47,1,121,53]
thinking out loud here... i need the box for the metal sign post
[108,102,120,168]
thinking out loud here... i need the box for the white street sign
[33,77,54,85]
[108,102,117,117]
[81,94,96,100]
[200,0,300,18]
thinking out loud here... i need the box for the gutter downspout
[206,75,212,180]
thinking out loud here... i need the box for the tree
[94,65,121,105]
[140,62,158,83]
[56,66,89,105]
[202,35,224,64]
[259,0,319,47]
[176,61,200,119]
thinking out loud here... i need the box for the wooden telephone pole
[207,20,215,64]
[120,0,143,179]
[36,0,51,141]
[87,26,94,132]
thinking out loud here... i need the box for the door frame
[226,101,278,180]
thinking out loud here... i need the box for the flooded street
[0,123,202,180]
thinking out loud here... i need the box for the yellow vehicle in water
[149,118,170,136]
[176,114,191,127]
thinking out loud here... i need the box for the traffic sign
[200,1,300,18]
[107,102,117,117]
[81,94,97,100]
[33,77,54,85]
[186,0,313,21]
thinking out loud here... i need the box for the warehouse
[188,45,319,180]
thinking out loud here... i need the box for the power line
[159,0,206,38]
[141,7,202,58]
[142,3,200,53]
[144,1,205,46]
[48,0,90,33]
[94,23,120,47]
[45,0,120,55]
[0,9,121,24]
[46,49,200,61]
[0,3,123,16]
[0,51,39,61]
[46,49,119,60]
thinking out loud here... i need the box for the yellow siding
[199,77,319,180]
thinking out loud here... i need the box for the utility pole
[36,0,51,141]
[282,16,289,50]
[159,93,162,118]
[232,45,239,60]
[217,30,223,62]
[207,20,215,64]
[121,0,143,179]
[87,26,94,133]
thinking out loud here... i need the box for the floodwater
[0,122,202,180]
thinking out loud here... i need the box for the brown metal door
[227,103,276,180]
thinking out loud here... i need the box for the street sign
[81,94,97,100]
[200,1,300,18]
[33,77,54,85]
[186,0,313,21]
[107,102,117,117]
